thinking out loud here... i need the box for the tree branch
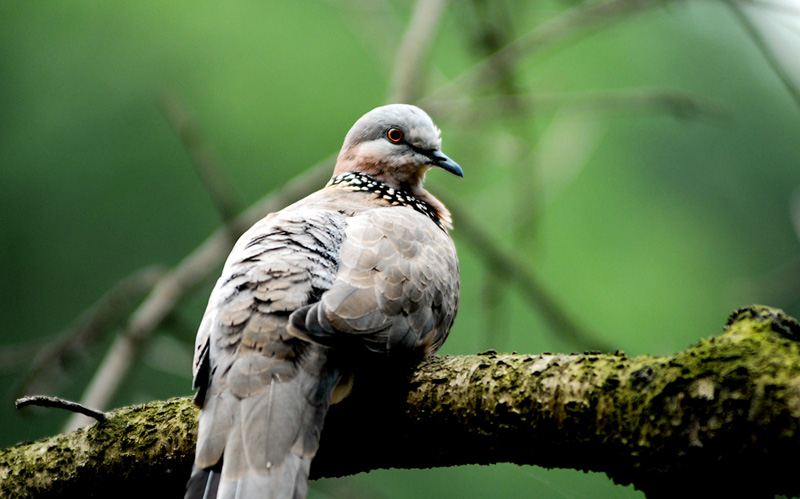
[16,396,107,423]
[4,306,800,498]
[725,0,800,111]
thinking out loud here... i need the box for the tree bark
[2,305,799,498]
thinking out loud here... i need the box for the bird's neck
[327,171,452,230]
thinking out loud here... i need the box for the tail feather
[188,349,338,498]
[215,456,310,499]
[185,456,308,499]
[185,463,221,499]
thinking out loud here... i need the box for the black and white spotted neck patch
[327,172,443,229]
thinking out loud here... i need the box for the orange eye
[387,128,403,143]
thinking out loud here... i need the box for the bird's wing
[289,205,459,357]
[188,206,346,498]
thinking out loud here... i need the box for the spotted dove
[184,104,462,499]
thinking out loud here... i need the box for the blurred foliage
[2,0,799,497]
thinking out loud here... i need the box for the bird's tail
[185,456,310,499]
[185,350,338,499]
[185,463,221,499]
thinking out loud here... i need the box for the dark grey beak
[428,150,464,177]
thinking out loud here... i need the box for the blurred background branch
[388,0,449,103]
[726,0,800,110]
[158,92,243,223]
[427,89,730,123]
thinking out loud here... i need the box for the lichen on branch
[2,306,799,498]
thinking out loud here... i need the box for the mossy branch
[3,306,800,498]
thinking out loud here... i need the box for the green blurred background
[2,1,799,497]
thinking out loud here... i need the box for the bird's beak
[427,150,464,177]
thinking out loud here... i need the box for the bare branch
[16,395,106,423]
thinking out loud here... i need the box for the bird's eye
[387,128,404,144]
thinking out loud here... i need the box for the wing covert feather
[289,206,459,357]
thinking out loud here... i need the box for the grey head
[333,104,462,191]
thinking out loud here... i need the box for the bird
[184,104,462,499]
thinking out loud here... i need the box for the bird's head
[334,104,463,191]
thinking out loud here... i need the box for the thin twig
[444,196,613,352]
[159,92,242,222]
[64,160,334,432]
[724,0,800,111]
[17,395,107,422]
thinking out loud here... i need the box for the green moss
[4,307,800,497]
